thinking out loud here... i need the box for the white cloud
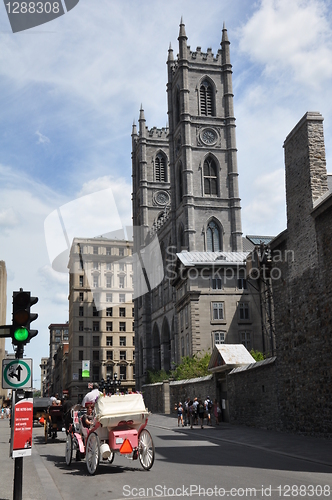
[0,207,19,228]
[238,0,332,89]
[36,130,50,144]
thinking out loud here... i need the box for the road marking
[156,439,218,447]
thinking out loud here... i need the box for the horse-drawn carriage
[65,393,155,475]
[33,399,66,442]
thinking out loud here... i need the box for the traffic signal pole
[9,289,38,500]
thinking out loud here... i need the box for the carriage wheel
[86,432,100,475]
[65,434,73,466]
[138,429,155,470]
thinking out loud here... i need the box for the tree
[250,349,265,361]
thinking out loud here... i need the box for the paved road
[1,415,331,500]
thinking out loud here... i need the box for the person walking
[198,399,205,429]
[177,402,184,426]
[192,397,199,425]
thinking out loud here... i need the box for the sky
[0,0,331,388]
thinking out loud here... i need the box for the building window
[119,336,126,346]
[200,79,214,116]
[79,275,84,287]
[106,307,113,317]
[119,294,125,303]
[79,369,82,381]
[212,277,222,289]
[207,220,221,251]
[119,263,125,272]
[204,158,218,196]
[106,336,113,346]
[212,302,224,320]
[79,336,84,347]
[93,276,99,288]
[106,322,113,332]
[106,276,112,288]
[155,153,166,182]
[120,366,126,380]
[78,350,83,361]
[79,292,84,301]
[239,302,250,320]
[93,321,99,332]
[93,261,98,270]
[106,262,112,271]
[92,365,99,382]
[63,333,68,341]
[119,276,125,289]
[238,278,247,290]
[119,248,124,257]
[120,351,126,360]
[79,306,84,317]
[106,248,112,256]
[214,331,225,345]
[93,306,99,317]
[132,308,134,317]
[93,351,99,361]
[106,293,112,302]
[106,350,113,360]
[106,365,113,376]
[241,331,251,350]
[93,246,98,255]
[132,336,135,346]
[119,307,126,317]
[93,336,99,347]
[181,337,184,357]
[79,321,84,332]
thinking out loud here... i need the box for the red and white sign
[11,397,33,458]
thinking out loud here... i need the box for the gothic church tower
[132,21,244,389]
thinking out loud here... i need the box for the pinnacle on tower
[178,16,187,39]
[168,42,174,61]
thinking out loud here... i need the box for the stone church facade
[132,22,263,389]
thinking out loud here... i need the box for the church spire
[221,22,230,65]
[178,17,187,60]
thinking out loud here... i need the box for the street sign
[2,359,32,389]
[10,392,33,458]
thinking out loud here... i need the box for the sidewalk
[147,413,332,468]
[0,419,44,500]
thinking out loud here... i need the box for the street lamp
[100,373,121,395]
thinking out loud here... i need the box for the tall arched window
[203,157,218,195]
[207,221,221,252]
[200,80,214,116]
[155,153,166,182]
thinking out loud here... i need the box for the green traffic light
[14,327,29,342]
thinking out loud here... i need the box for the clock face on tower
[201,128,217,145]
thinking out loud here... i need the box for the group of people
[175,397,221,429]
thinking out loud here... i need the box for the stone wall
[142,375,216,416]
[269,112,332,437]
[227,358,280,430]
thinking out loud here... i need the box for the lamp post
[100,373,121,395]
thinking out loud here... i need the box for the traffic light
[11,290,38,347]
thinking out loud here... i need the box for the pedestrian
[184,397,190,426]
[198,399,205,428]
[204,396,212,426]
[177,402,184,427]
[5,407,10,419]
[192,397,199,425]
